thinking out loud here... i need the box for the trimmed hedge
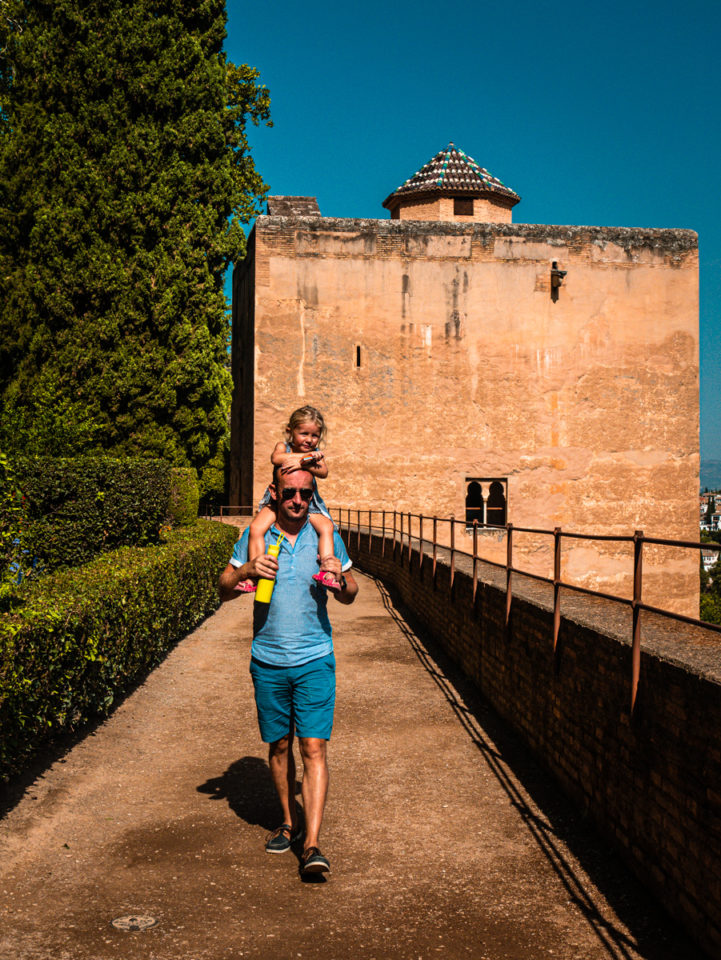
[12,455,172,571]
[168,467,200,526]
[0,519,238,781]
[0,453,29,600]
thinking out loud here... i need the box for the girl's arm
[270,441,291,466]
[283,451,329,477]
[304,451,328,478]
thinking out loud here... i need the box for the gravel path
[0,570,703,959]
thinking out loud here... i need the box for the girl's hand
[280,455,302,475]
[281,451,327,476]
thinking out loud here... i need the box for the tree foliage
[700,529,721,625]
[0,0,270,497]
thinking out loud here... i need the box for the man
[218,466,358,876]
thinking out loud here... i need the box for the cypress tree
[0,0,270,497]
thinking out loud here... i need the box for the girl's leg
[249,505,277,558]
[236,506,277,593]
[308,515,341,590]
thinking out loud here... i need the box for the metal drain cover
[111,915,158,931]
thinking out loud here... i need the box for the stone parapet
[343,527,721,957]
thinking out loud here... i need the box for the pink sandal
[234,579,257,593]
[312,571,342,592]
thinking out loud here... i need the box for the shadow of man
[197,756,301,833]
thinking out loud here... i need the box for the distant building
[231,143,700,615]
[701,513,721,532]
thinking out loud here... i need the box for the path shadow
[0,607,221,821]
[370,574,706,960]
[197,759,326,882]
[196,756,301,833]
[0,670,153,820]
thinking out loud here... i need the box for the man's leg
[298,737,328,850]
[268,732,299,832]
[249,658,299,851]
[293,653,335,873]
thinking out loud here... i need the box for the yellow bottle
[255,534,285,604]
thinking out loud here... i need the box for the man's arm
[218,554,279,602]
[334,569,358,605]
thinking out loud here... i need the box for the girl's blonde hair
[285,405,327,445]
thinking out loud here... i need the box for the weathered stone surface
[265,195,321,217]
[231,217,699,615]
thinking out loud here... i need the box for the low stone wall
[343,528,721,957]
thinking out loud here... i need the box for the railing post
[357,508,361,552]
[399,511,404,566]
[472,520,478,602]
[393,510,397,560]
[450,515,455,589]
[368,509,372,554]
[631,530,644,714]
[382,510,386,557]
[505,523,513,627]
[419,515,424,571]
[553,527,562,652]
[407,512,412,567]
[432,516,438,581]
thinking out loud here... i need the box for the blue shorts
[249,652,336,744]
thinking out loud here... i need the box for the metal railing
[333,507,721,713]
[205,504,254,518]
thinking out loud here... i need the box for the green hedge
[168,467,200,526]
[0,519,238,781]
[0,453,29,601]
[12,455,172,571]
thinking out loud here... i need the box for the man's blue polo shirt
[229,522,352,667]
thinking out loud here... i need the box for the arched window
[486,481,507,527]
[465,481,483,526]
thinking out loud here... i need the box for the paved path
[0,571,703,960]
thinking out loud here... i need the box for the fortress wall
[232,217,699,613]
[344,528,721,958]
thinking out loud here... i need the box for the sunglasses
[280,487,314,501]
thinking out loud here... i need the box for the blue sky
[225,0,720,461]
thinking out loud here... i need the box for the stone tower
[382,142,520,223]
[230,144,699,616]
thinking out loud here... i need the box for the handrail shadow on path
[369,574,704,960]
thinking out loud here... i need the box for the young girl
[236,406,341,592]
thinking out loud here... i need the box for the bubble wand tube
[255,533,285,604]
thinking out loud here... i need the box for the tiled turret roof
[383,142,519,209]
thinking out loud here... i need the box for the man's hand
[246,553,278,580]
[218,555,278,601]
[319,554,342,579]
[319,555,358,605]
